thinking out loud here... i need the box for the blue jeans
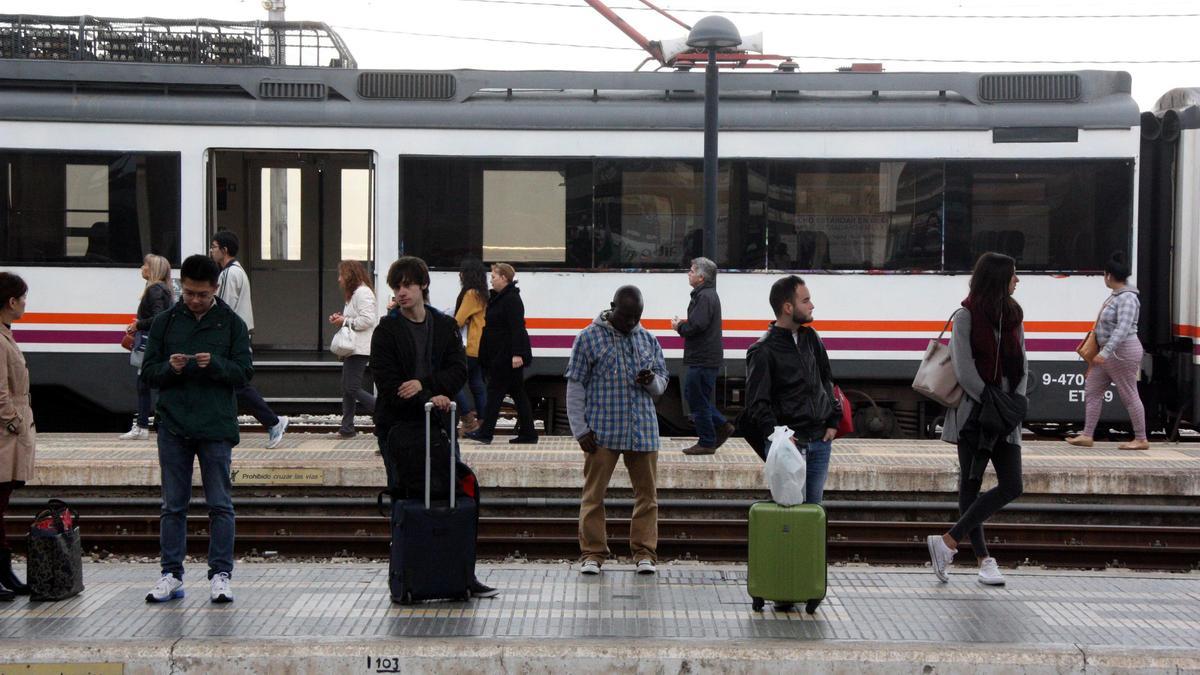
[802,439,832,505]
[135,371,153,429]
[157,429,235,580]
[683,366,726,447]
[454,356,487,415]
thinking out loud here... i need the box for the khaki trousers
[579,447,658,563]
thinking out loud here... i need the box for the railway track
[8,511,1197,571]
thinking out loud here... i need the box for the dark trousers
[454,356,487,415]
[948,432,1024,559]
[236,384,279,429]
[683,366,726,447]
[476,360,535,441]
[340,355,375,434]
[0,484,12,551]
[157,429,234,580]
[136,372,154,429]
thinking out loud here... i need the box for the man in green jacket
[139,254,253,604]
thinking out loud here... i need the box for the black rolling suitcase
[384,401,477,604]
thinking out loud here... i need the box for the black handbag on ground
[26,499,84,601]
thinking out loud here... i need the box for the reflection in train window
[943,161,1133,271]
[766,161,944,271]
[259,168,303,261]
[0,151,180,265]
[482,170,566,263]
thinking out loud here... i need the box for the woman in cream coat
[329,261,378,438]
[0,272,34,598]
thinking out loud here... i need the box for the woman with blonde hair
[329,260,378,438]
[119,254,174,441]
[0,272,35,597]
[466,262,536,445]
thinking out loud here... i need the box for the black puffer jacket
[478,283,533,369]
[134,283,174,332]
[743,324,841,457]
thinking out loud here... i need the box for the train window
[482,170,566,263]
[943,161,1133,271]
[766,161,944,271]
[401,158,591,268]
[0,151,180,266]
[340,168,371,261]
[259,168,303,261]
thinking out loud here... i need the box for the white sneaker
[926,535,956,583]
[580,560,601,576]
[210,572,234,603]
[145,574,184,603]
[636,559,657,575]
[977,557,1006,586]
[266,416,288,449]
[118,424,149,441]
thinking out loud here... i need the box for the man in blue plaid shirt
[565,286,668,577]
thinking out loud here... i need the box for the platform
[26,433,1200,497]
[0,563,1196,673]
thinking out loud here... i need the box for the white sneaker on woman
[977,557,1006,586]
[118,424,149,441]
[926,535,956,583]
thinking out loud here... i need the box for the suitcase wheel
[805,599,821,615]
[400,591,414,605]
[751,597,764,612]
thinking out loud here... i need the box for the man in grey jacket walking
[671,257,733,455]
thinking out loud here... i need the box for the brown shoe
[713,422,736,449]
[682,443,716,456]
[1118,440,1150,450]
[1066,435,1094,447]
[459,412,481,436]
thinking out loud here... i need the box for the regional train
[1,16,1197,436]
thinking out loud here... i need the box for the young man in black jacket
[744,275,842,505]
[370,256,499,598]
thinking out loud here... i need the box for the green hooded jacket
[140,297,253,444]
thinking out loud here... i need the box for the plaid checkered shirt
[564,318,667,452]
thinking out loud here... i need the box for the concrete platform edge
[3,638,1198,675]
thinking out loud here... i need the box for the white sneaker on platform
[266,416,288,449]
[118,424,149,441]
[145,574,184,603]
[926,535,956,583]
[636,559,657,575]
[579,560,601,576]
[210,572,234,603]
[977,557,1006,586]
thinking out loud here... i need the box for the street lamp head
[686,16,741,50]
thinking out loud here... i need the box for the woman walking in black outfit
[927,252,1028,587]
[119,254,174,441]
[466,263,537,445]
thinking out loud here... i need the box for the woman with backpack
[119,254,174,441]
[927,251,1028,587]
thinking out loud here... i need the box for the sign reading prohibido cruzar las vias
[230,468,325,485]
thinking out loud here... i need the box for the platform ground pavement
[27,433,1200,496]
[0,563,1196,673]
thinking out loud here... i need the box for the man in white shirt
[210,231,288,449]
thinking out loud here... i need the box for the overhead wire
[454,0,1200,20]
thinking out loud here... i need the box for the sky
[4,0,1199,108]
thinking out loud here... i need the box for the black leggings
[949,433,1024,559]
[476,361,535,441]
[0,483,13,551]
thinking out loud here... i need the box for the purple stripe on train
[529,335,1080,352]
[14,329,126,344]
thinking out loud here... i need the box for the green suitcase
[747,501,827,614]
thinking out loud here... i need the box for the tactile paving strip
[0,564,1195,647]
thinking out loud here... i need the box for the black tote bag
[27,499,84,601]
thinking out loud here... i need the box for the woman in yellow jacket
[454,259,489,434]
[0,272,34,599]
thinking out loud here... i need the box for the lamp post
[686,16,741,261]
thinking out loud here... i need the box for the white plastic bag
[763,426,806,506]
[330,324,356,357]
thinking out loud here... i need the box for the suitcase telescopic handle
[423,401,457,509]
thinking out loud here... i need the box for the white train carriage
[0,25,1153,434]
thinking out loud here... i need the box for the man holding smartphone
[140,254,253,604]
[565,286,668,577]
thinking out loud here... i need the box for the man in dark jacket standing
[671,257,733,455]
[140,254,252,604]
[744,275,841,505]
[370,256,498,599]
